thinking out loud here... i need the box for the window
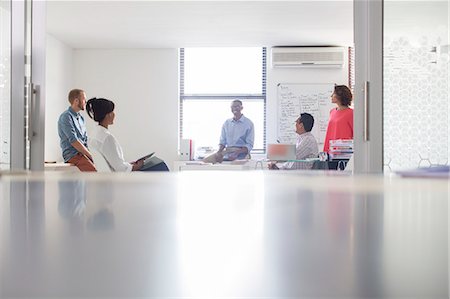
[180,47,266,153]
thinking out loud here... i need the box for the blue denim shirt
[219,114,254,157]
[58,107,88,162]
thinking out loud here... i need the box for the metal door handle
[28,83,39,140]
[364,81,369,141]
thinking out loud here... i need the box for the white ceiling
[46,1,354,49]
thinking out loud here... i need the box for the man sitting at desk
[203,100,254,164]
[269,113,319,170]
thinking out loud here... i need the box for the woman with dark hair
[86,97,169,172]
[323,85,354,153]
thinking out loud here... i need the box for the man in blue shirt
[203,100,254,163]
[58,89,96,172]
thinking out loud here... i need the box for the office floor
[0,170,448,298]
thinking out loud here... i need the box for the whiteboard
[277,83,335,145]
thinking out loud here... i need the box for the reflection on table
[0,171,447,298]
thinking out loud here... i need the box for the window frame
[179,47,267,153]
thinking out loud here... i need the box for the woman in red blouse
[323,85,353,153]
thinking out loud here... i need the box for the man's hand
[215,151,224,163]
[71,140,94,163]
[131,159,144,171]
[268,162,279,170]
[86,153,94,163]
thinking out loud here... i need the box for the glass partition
[384,1,449,171]
[0,0,11,170]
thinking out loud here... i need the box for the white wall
[46,45,348,167]
[74,49,179,169]
[45,34,74,162]
[265,50,350,149]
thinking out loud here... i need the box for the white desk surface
[173,160,256,171]
[44,162,80,172]
[0,171,448,298]
[173,159,323,172]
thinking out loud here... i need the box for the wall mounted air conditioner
[271,47,345,68]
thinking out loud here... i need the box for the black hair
[86,98,115,123]
[299,113,314,132]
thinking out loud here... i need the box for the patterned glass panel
[0,1,11,170]
[384,1,449,171]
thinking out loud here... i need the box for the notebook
[136,152,155,163]
[267,144,296,161]
[136,153,165,170]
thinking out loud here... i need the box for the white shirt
[89,125,132,172]
[280,131,319,170]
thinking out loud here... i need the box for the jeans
[140,162,169,172]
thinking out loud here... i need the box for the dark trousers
[140,162,169,172]
[328,159,349,170]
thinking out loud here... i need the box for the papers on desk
[396,166,450,178]
[194,147,215,160]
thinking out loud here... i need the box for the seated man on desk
[203,100,254,164]
[269,113,319,170]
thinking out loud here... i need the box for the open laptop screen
[267,144,296,161]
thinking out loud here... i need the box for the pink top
[323,108,354,153]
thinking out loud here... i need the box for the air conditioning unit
[271,47,345,68]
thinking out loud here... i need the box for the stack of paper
[329,139,353,160]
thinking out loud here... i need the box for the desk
[173,159,321,171]
[173,160,254,171]
[44,162,80,172]
[0,172,447,298]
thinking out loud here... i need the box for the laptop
[267,144,296,161]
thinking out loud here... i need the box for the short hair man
[269,113,319,170]
[58,89,97,171]
[203,100,255,164]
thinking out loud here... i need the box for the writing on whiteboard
[278,83,335,144]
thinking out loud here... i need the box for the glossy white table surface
[173,161,253,171]
[44,162,80,172]
[0,171,448,298]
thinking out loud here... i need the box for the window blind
[348,46,355,93]
[179,47,267,153]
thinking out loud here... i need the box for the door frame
[353,0,384,173]
[11,0,26,170]
[10,0,45,171]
